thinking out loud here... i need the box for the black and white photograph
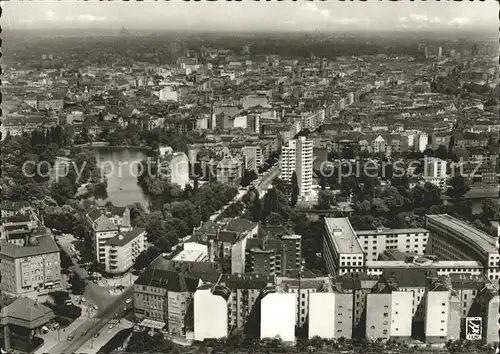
[0,1,499,353]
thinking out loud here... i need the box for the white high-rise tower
[280,136,313,200]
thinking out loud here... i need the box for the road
[45,287,133,354]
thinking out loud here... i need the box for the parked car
[67,335,74,341]
[125,298,132,304]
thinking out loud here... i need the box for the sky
[3,0,498,33]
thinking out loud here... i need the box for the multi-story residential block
[324,218,364,276]
[415,132,429,152]
[241,144,263,172]
[0,234,61,296]
[193,284,230,341]
[366,258,483,277]
[355,228,430,262]
[281,137,313,200]
[471,283,499,344]
[245,234,302,277]
[366,289,413,340]
[422,157,448,190]
[308,292,353,340]
[425,214,499,282]
[1,214,39,246]
[260,291,296,343]
[332,272,378,333]
[221,273,275,333]
[424,290,461,344]
[276,275,332,328]
[208,156,244,185]
[103,228,146,274]
[133,264,205,335]
[84,208,119,263]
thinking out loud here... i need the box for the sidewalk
[78,320,133,354]
[35,317,87,354]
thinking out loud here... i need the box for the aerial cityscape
[0,1,499,354]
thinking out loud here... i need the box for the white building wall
[425,291,450,337]
[194,288,228,341]
[308,292,336,339]
[261,292,296,343]
[390,291,413,337]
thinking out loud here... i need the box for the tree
[69,273,86,295]
[317,190,335,210]
[240,169,258,187]
[480,198,500,222]
[50,177,77,205]
[434,144,448,160]
[446,176,470,199]
[290,171,299,206]
[448,135,455,157]
[133,246,161,271]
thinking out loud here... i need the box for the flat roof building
[425,214,499,282]
[324,218,364,276]
[356,228,430,262]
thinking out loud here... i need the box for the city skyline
[5,1,498,33]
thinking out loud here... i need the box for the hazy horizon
[3,1,498,33]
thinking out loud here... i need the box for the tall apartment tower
[280,136,313,200]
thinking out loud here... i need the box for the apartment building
[425,290,461,344]
[422,157,448,190]
[193,284,230,341]
[471,284,499,344]
[308,292,354,340]
[133,266,202,335]
[241,144,263,172]
[1,214,39,246]
[355,228,430,262]
[324,218,364,276]
[425,214,499,282]
[84,208,119,263]
[221,273,275,333]
[260,291,296,343]
[366,289,413,340]
[103,228,146,274]
[199,218,259,274]
[276,275,332,328]
[366,259,483,277]
[0,235,61,296]
[208,156,244,185]
[281,137,313,200]
[245,233,302,276]
[333,272,379,332]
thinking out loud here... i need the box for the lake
[91,146,150,211]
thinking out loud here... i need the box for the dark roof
[4,214,31,223]
[135,268,200,293]
[86,208,103,223]
[1,298,55,326]
[381,268,435,288]
[0,235,59,258]
[221,273,274,290]
[106,228,145,247]
[218,231,239,243]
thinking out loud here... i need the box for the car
[108,324,114,329]
[82,330,88,336]
[125,298,132,304]
[67,335,74,341]
[93,333,100,338]
[93,305,98,310]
